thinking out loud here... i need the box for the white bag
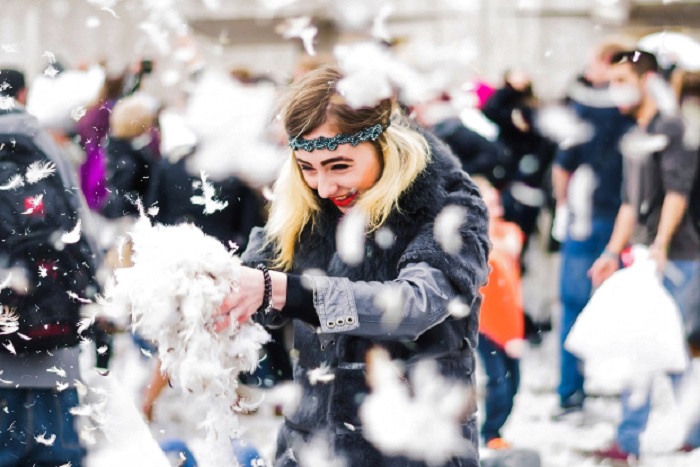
[565,245,688,394]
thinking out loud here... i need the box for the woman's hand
[215,266,265,332]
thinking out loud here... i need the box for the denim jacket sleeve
[303,261,457,341]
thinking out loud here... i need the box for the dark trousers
[477,333,520,442]
[0,387,84,467]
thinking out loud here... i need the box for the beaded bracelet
[256,264,274,313]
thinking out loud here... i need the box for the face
[608,62,644,115]
[294,123,383,213]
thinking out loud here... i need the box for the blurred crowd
[1,30,699,466]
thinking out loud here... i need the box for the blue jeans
[558,218,615,406]
[477,333,520,442]
[0,387,84,467]
[617,259,700,456]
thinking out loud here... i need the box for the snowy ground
[79,237,700,467]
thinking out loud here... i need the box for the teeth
[335,189,356,201]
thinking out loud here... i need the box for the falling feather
[0,273,11,291]
[77,316,94,335]
[0,174,24,190]
[25,161,56,184]
[277,16,317,56]
[47,366,67,378]
[38,265,48,278]
[371,4,394,43]
[44,66,59,79]
[0,307,19,335]
[22,194,43,215]
[360,348,476,464]
[35,432,57,446]
[61,220,82,244]
[56,381,69,391]
[536,106,594,149]
[101,6,120,18]
[0,370,12,384]
[307,363,335,385]
[336,207,368,266]
[447,297,471,319]
[66,291,92,304]
[3,341,16,355]
[434,205,467,254]
[42,51,56,63]
[190,171,229,214]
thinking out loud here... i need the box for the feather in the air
[35,432,57,446]
[190,170,229,214]
[61,219,82,244]
[0,307,19,335]
[0,174,24,190]
[47,366,67,378]
[25,160,56,184]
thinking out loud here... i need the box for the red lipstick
[331,189,358,208]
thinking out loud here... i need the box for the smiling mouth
[331,189,358,207]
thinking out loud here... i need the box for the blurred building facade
[0,0,699,103]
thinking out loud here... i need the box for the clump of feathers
[103,215,270,465]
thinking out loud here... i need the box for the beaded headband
[289,122,389,152]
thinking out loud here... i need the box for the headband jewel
[289,122,389,152]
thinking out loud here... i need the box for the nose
[316,173,338,199]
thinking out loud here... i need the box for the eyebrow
[295,156,353,167]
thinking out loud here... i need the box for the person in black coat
[101,95,158,219]
[482,69,557,251]
[215,66,490,466]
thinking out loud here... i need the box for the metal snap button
[327,321,336,328]
[346,316,355,324]
[336,318,345,326]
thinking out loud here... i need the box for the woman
[217,66,490,466]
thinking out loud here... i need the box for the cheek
[301,171,317,189]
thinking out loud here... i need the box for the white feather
[0,273,11,291]
[0,174,24,190]
[42,51,56,63]
[190,170,229,214]
[61,219,82,244]
[47,366,67,378]
[360,348,476,464]
[103,216,271,465]
[336,207,368,266]
[66,291,92,304]
[3,341,16,355]
[0,307,19,335]
[35,432,57,446]
[278,17,317,56]
[434,205,467,254]
[22,194,43,215]
[25,160,56,184]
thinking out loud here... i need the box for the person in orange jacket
[474,176,525,450]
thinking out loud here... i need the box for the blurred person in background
[413,95,512,189]
[0,68,27,106]
[481,68,557,256]
[551,39,635,419]
[100,94,159,219]
[76,69,125,210]
[589,50,700,463]
[0,78,100,466]
[472,176,525,451]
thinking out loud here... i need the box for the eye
[298,165,315,172]
[331,164,350,171]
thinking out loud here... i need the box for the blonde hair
[265,66,431,270]
[110,95,156,139]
